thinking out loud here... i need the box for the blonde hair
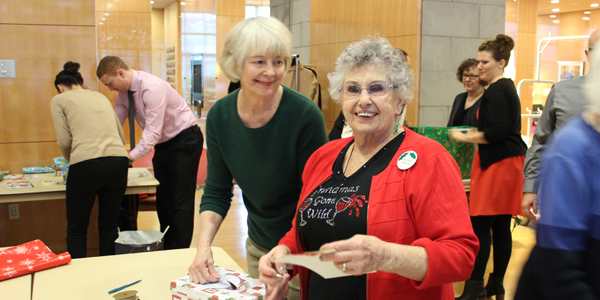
[218,17,292,83]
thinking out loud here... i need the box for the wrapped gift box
[0,239,71,281]
[171,266,266,300]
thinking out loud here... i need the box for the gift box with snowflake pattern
[0,239,71,281]
[171,266,266,300]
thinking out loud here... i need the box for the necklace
[343,144,355,176]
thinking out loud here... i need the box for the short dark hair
[97,56,129,78]
[456,58,488,86]
[54,61,84,92]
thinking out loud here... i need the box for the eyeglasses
[462,74,480,80]
[341,82,396,98]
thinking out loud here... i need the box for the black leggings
[66,157,129,258]
[469,214,513,280]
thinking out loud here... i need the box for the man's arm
[522,85,557,219]
[129,88,168,160]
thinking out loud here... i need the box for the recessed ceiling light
[583,16,590,20]
[592,3,599,7]
[584,11,591,14]
[180,1,186,4]
[105,13,109,16]
[150,1,154,3]
[552,8,560,12]
[553,20,560,23]
[99,22,104,25]
[551,0,559,3]
[550,14,557,18]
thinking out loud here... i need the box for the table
[0,247,32,300]
[0,168,160,253]
[0,274,31,300]
[32,247,242,300]
[0,168,159,204]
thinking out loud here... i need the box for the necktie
[127,90,136,150]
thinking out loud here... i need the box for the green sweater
[200,86,328,249]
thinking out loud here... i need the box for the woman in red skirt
[451,34,527,300]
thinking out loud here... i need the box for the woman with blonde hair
[188,17,328,300]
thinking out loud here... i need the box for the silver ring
[342,263,347,272]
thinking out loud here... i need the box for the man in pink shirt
[97,56,203,250]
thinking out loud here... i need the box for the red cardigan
[279,128,479,300]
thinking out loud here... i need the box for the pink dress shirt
[114,70,197,160]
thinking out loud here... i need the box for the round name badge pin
[397,151,417,170]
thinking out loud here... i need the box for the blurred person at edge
[452,34,527,300]
[521,29,600,221]
[258,37,478,300]
[51,61,129,258]
[514,43,600,300]
[448,58,487,128]
[187,17,328,300]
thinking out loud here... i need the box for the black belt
[180,125,200,134]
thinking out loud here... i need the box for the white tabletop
[32,247,242,300]
[0,273,31,300]
[0,168,159,203]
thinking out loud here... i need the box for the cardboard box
[171,266,266,300]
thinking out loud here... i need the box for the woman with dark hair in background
[50,61,129,258]
[448,58,487,128]
[453,35,527,300]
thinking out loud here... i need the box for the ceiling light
[550,15,557,17]
[592,3,599,7]
[105,13,109,16]
[552,8,560,12]
[150,1,154,3]
[551,0,559,3]
[180,1,186,4]
[101,18,106,20]
[99,22,104,25]
[583,17,590,20]
[584,11,591,14]
[553,20,560,23]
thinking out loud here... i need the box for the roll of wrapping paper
[112,290,138,300]
[42,180,59,186]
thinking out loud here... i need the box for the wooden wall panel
[0,23,97,171]
[311,0,339,46]
[0,143,62,174]
[310,0,421,130]
[373,0,418,38]
[215,1,245,101]
[0,0,94,26]
[337,0,374,43]
[97,0,152,148]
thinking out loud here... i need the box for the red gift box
[0,239,71,281]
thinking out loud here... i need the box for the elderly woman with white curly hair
[258,37,479,300]
[187,17,328,300]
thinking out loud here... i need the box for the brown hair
[456,58,488,86]
[96,56,129,78]
[478,34,514,65]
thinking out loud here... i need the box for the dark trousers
[66,157,129,258]
[152,125,203,250]
[469,214,513,280]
